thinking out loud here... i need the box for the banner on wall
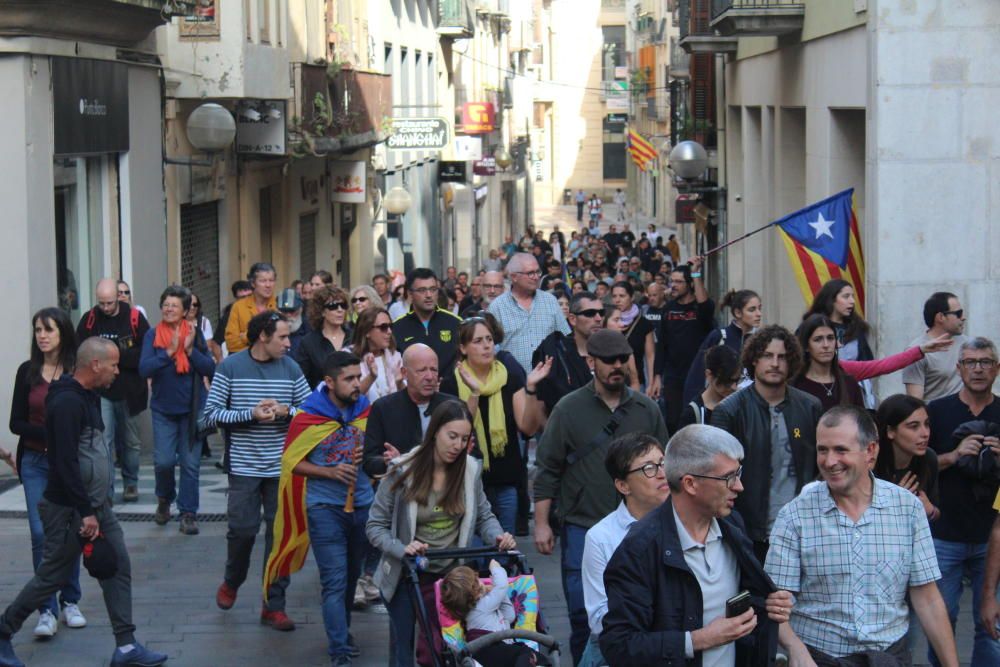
[330,161,366,203]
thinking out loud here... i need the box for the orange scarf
[153,320,191,374]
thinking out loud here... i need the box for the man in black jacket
[361,344,457,478]
[391,268,462,374]
[531,291,603,415]
[0,338,167,667]
[76,278,150,502]
[600,424,792,667]
[711,325,822,560]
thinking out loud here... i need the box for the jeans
[561,522,590,666]
[929,539,1000,667]
[19,450,81,614]
[308,504,368,659]
[485,485,518,535]
[150,410,200,514]
[224,474,289,610]
[578,633,607,667]
[101,398,141,488]
[0,500,135,646]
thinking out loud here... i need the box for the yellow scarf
[454,360,508,470]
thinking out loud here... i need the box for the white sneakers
[32,610,57,638]
[60,603,87,628]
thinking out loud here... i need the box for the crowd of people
[0,217,998,667]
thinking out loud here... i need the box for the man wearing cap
[277,288,310,356]
[533,328,670,664]
[0,338,167,667]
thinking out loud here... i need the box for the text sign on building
[473,157,496,176]
[387,117,450,150]
[236,101,286,155]
[453,136,483,161]
[52,57,129,156]
[330,161,366,203]
[461,102,496,134]
[439,161,467,183]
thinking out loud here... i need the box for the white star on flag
[808,212,835,240]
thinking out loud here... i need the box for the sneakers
[216,582,237,610]
[332,656,352,667]
[110,642,168,667]
[0,637,24,667]
[352,581,368,610]
[178,513,199,535]
[122,485,139,503]
[60,602,87,628]
[347,634,361,658]
[260,608,296,632]
[32,610,57,639]
[359,575,380,604]
[154,498,170,525]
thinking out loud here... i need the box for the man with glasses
[767,407,958,666]
[904,292,968,401]
[601,424,791,666]
[458,275,484,316]
[924,337,1000,665]
[391,268,462,373]
[531,291,604,416]
[225,262,278,354]
[488,253,571,374]
[204,312,311,632]
[711,325,823,561]
[534,329,669,664]
[479,271,505,310]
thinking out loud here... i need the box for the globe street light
[384,186,412,215]
[186,103,236,152]
[669,140,709,180]
[494,147,513,170]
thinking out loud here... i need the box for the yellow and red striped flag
[627,127,657,172]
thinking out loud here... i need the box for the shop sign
[453,136,482,160]
[473,157,496,176]
[387,117,449,150]
[676,195,699,224]
[236,100,286,155]
[439,161,467,183]
[474,184,489,203]
[330,161,366,203]
[52,57,129,156]
[461,102,495,134]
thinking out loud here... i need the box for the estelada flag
[777,188,866,318]
[263,401,370,600]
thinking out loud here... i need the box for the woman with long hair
[9,307,85,635]
[804,279,876,405]
[677,345,742,428]
[610,281,655,394]
[793,314,865,411]
[682,288,761,404]
[874,394,940,520]
[440,317,551,533]
[295,285,352,388]
[366,401,515,667]
[351,307,403,404]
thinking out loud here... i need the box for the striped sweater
[204,350,310,477]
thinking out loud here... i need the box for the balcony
[0,0,165,46]
[710,0,805,37]
[678,0,737,54]
[438,0,475,38]
[669,36,690,79]
[292,65,393,155]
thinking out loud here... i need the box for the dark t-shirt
[792,373,865,412]
[677,394,711,429]
[624,316,654,386]
[642,305,666,343]
[889,448,940,508]
[655,298,716,384]
[440,354,525,487]
[927,393,1000,543]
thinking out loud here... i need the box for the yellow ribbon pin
[793,428,801,438]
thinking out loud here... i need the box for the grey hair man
[601,424,791,666]
[488,253,570,373]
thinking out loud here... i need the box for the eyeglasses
[959,358,997,370]
[514,270,541,278]
[482,283,504,291]
[944,309,964,319]
[191,302,200,308]
[572,308,605,319]
[118,290,131,296]
[324,302,348,311]
[595,354,630,365]
[627,461,665,479]
[688,465,743,490]
[411,286,439,295]
[351,296,369,304]
[373,323,392,333]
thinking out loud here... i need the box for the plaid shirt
[765,476,940,658]
[488,290,571,373]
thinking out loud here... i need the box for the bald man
[76,278,150,503]
[361,344,458,478]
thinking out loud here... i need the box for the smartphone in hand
[725,590,752,618]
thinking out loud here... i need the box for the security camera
[240,107,261,122]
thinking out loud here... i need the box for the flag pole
[701,220,779,258]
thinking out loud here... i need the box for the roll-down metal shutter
[180,202,221,324]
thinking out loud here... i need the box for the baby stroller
[403,546,562,667]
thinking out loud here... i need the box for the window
[602,115,626,179]
[258,0,270,44]
[601,26,625,82]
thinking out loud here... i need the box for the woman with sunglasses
[440,317,552,533]
[186,291,221,363]
[677,345,742,428]
[349,284,380,323]
[351,307,403,404]
[9,307,86,636]
[295,285,352,389]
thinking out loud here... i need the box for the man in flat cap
[533,328,670,663]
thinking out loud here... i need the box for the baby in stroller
[440,560,551,667]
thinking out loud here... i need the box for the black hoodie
[43,374,112,519]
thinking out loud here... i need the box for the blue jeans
[578,633,606,667]
[101,398,141,488]
[150,410,200,514]
[19,450,81,614]
[930,539,1000,667]
[561,522,589,666]
[485,485,518,535]
[308,504,368,660]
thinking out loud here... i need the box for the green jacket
[534,381,670,529]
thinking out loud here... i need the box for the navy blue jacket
[138,327,215,416]
[682,322,748,405]
[600,498,778,667]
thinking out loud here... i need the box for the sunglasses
[324,302,348,311]
[944,309,964,319]
[373,323,392,333]
[595,354,630,365]
[351,296,369,304]
[118,290,131,296]
[572,308,605,318]
[191,302,200,308]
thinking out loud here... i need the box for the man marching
[264,351,371,667]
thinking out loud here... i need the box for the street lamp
[166,103,236,167]
[494,147,513,171]
[668,140,709,180]
[384,186,412,216]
